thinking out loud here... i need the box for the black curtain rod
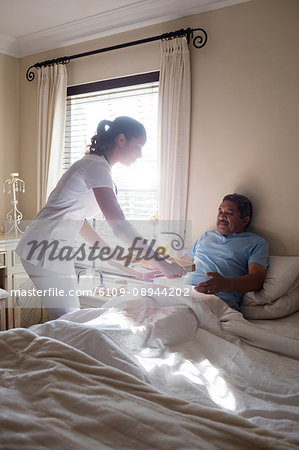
[26,27,207,82]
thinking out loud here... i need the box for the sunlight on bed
[173,360,204,385]
[135,350,177,371]
[196,359,236,411]
[135,349,236,412]
[85,308,236,411]
[85,309,146,334]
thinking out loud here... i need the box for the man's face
[216,200,250,235]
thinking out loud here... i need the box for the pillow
[0,289,9,299]
[241,283,299,320]
[243,256,299,305]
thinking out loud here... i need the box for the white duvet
[1,290,299,449]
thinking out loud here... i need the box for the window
[64,73,159,220]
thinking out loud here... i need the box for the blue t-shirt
[185,230,268,310]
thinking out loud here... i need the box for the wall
[0,53,19,229]
[18,0,299,255]
[187,0,299,256]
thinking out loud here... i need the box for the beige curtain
[158,37,191,244]
[37,64,67,210]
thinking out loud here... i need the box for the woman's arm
[91,187,185,278]
[92,187,143,246]
[79,218,110,247]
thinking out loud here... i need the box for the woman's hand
[155,257,186,279]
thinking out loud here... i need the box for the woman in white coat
[16,116,185,319]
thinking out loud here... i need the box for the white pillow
[243,256,299,305]
[241,284,299,320]
[0,289,9,299]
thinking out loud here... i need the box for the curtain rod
[26,27,207,82]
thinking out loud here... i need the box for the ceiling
[0,0,250,58]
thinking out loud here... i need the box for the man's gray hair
[223,193,252,227]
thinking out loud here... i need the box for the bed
[0,256,298,449]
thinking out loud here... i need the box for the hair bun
[97,120,113,136]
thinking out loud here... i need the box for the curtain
[158,37,191,249]
[37,64,67,210]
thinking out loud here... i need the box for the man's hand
[195,263,266,295]
[195,272,227,295]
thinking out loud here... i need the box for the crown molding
[0,33,19,58]
[0,0,250,58]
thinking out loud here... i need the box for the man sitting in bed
[185,193,268,310]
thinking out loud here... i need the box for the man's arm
[195,263,266,295]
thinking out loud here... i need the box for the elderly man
[185,193,268,310]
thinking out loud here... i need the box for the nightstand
[0,294,7,331]
[0,235,27,328]
[0,235,47,329]
[0,299,6,331]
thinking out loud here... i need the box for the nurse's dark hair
[88,116,146,156]
[223,193,252,227]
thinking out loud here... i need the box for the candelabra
[2,173,25,236]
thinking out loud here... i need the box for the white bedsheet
[27,291,299,446]
[1,325,297,450]
[251,310,299,339]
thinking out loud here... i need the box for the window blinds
[64,81,159,219]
